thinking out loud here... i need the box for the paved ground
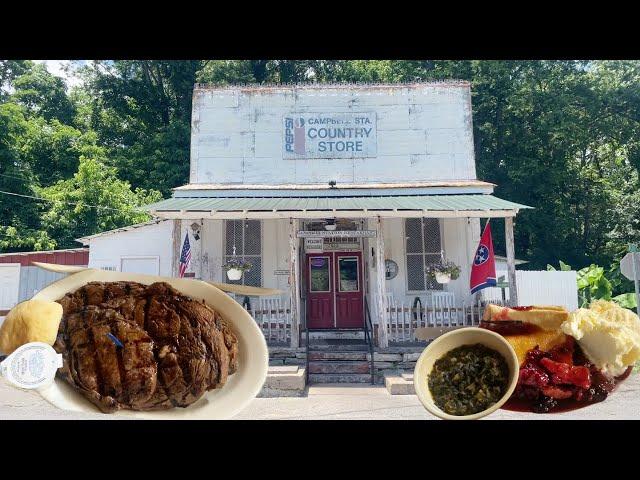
[1,374,639,420]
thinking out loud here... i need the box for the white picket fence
[384,298,510,343]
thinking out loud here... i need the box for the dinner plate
[31,262,88,274]
[32,269,269,419]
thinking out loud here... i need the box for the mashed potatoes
[562,300,640,377]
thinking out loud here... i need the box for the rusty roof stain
[173,180,495,191]
[193,80,470,92]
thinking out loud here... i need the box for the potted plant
[427,260,461,284]
[223,258,252,281]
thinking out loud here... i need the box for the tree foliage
[2,58,640,286]
[38,155,161,247]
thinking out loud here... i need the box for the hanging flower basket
[223,258,252,281]
[226,268,243,281]
[435,272,452,284]
[427,260,461,284]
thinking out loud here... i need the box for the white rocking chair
[429,292,456,327]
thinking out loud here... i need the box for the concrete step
[309,373,373,384]
[308,351,368,361]
[384,372,416,395]
[258,366,307,398]
[401,372,414,382]
[308,361,370,374]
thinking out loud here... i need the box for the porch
[236,293,510,346]
[145,185,530,355]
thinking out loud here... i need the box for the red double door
[306,251,364,329]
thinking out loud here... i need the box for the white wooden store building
[78,82,531,352]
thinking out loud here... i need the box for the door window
[309,256,331,292]
[337,256,359,292]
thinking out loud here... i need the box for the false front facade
[80,82,529,355]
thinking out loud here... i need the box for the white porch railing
[245,297,293,344]
[384,297,511,343]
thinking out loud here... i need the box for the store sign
[297,230,376,238]
[304,237,324,253]
[283,112,377,159]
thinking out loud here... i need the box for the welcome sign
[283,112,377,159]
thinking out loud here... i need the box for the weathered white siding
[515,271,579,310]
[190,83,476,185]
[87,221,174,276]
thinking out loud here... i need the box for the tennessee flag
[470,221,497,294]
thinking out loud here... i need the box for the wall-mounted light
[324,219,336,231]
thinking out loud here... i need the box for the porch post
[375,216,389,348]
[171,219,182,277]
[505,216,518,305]
[289,218,300,348]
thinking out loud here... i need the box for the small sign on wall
[304,237,324,253]
[274,269,290,276]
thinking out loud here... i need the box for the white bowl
[32,269,269,419]
[413,327,519,420]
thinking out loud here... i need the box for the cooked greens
[428,343,509,416]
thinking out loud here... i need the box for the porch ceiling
[144,194,532,220]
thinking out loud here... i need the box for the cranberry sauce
[502,338,633,414]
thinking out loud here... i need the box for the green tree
[11,63,75,124]
[0,102,51,251]
[38,155,162,248]
[82,60,201,195]
[0,60,32,99]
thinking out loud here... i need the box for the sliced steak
[54,281,239,413]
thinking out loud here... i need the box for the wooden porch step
[308,361,370,374]
[307,330,365,340]
[308,351,368,361]
[309,373,372,384]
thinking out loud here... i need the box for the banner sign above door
[297,230,376,238]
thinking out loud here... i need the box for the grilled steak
[54,281,239,413]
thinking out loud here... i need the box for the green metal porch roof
[144,194,531,216]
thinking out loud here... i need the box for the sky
[32,60,84,88]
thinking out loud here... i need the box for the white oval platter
[32,268,269,420]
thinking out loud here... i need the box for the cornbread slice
[483,304,569,331]
[506,330,569,365]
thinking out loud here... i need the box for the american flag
[178,233,192,278]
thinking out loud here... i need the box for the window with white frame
[405,218,443,292]
[224,220,262,287]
